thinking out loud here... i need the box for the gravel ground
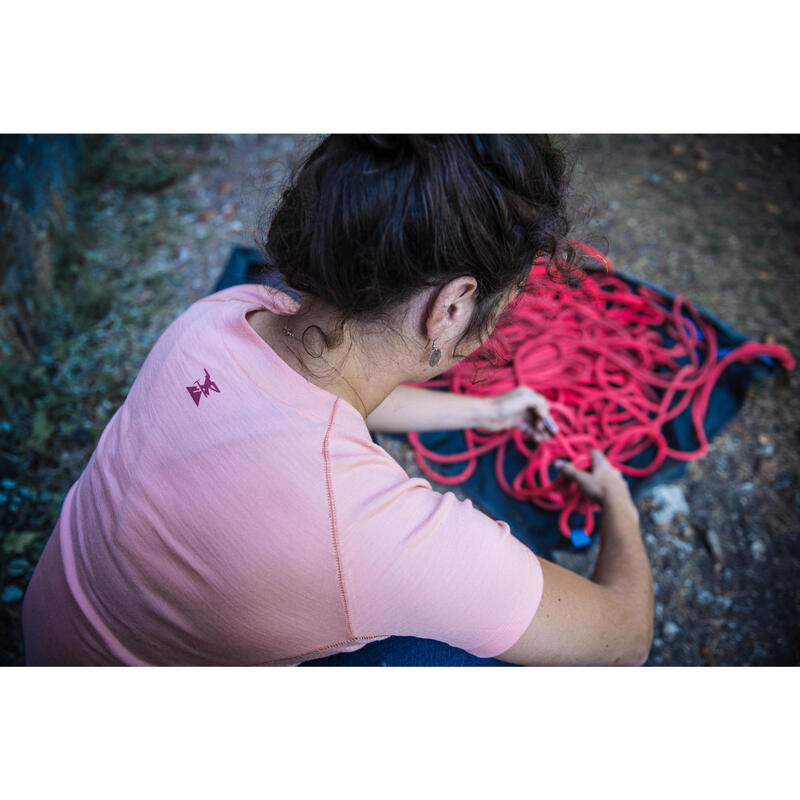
[563,135,800,665]
[2,134,797,665]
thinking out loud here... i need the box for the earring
[428,338,442,367]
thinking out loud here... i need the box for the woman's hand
[482,386,555,443]
[554,449,633,507]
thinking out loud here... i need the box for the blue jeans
[299,635,516,667]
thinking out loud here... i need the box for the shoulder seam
[323,397,355,638]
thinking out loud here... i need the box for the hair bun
[356,134,439,161]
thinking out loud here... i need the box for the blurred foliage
[0,134,201,664]
[81,133,190,194]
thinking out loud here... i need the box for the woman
[22,134,653,666]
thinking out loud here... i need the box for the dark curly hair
[257,134,589,360]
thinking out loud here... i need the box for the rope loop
[407,248,795,542]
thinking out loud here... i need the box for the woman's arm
[496,451,654,666]
[366,384,555,441]
[366,385,485,433]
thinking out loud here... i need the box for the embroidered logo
[186,368,220,406]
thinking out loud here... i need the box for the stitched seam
[259,634,388,665]
[323,398,354,638]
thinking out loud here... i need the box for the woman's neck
[247,307,413,419]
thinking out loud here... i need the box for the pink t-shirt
[22,283,543,665]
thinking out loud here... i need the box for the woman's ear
[425,276,478,342]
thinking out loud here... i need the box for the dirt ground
[565,135,800,665]
[2,134,798,666]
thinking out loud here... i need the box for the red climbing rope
[407,242,795,541]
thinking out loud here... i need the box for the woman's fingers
[509,386,550,420]
[490,387,556,439]
[524,388,550,420]
[519,419,549,443]
[554,458,602,503]
[520,422,538,438]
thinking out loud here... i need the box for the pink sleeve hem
[467,551,545,659]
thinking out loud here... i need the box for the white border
[2,1,798,132]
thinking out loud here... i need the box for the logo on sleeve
[186,368,220,406]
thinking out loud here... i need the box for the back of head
[259,134,583,348]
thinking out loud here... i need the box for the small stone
[670,536,694,554]
[695,146,709,158]
[721,433,741,452]
[609,200,620,211]
[219,181,234,195]
[737,481,754,493]
[755,441,775,458]
[222,203,235,221]
[644,484,690,528]
[735,181,746,192]
[764,202,781,215]
[672,170,688,183]
[652,638,664,648]
[750,539,767,560]
[670,143,686,156]
[664,621,680,641]
[771,145,783,156]
[696,159,710,173]
[196,208,215,222]
[230,220,244,233]
[697,590,714,606]
[703,528,725,562]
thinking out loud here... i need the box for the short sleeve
[331,435,545,658]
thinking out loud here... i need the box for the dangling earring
[429,338,442,367]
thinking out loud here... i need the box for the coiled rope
[407,243,795,541]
